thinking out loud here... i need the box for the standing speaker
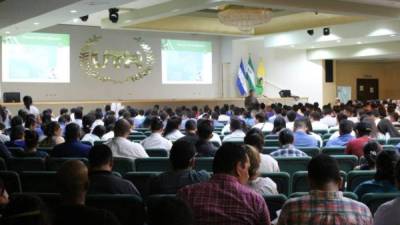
[325,60,334,83]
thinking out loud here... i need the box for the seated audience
[163,116,184,142]
[354,150,398,198]
[304,118,323,147]
[51,123,91,158]
[147,196,194,225]
[244,128,279,173]
[253,112,273,132]
[178,120,198,145]
[377,118,400,141]
[271,129,308,157]
[141,117,172,151]
[320,107,337,128]
[106,119,148,159]
[245,145,278,195]
[0,122,10,143]
[345,122,372,158]
[373,159,400,225]
[178,143,271,225]
[22,95,40,116]
[7,125,26,149]
[285,110,296,131]
[195,119,218,157]
[271,116,286,134]
[88,144,140,195]
[310,111,329,131]
[293,118,318,147]
[355,141,382,170]
[149,140,209,195]
[0,142,11,160]
[326,120,355,147]
[81,114,95,136]
[72,108,83,128]
[53,160,120,225]
[39,121,65,147]
[14,130,48,158]
[277,154,372,225]
[222,118,246,142]
[81,125,106,145]
[91,110,104,130]
[101,115,116,141]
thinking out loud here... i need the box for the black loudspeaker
[279,90,291,98]
[325,60,334,83]
[3,92,21,103]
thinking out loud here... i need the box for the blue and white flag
[236,59,248,96]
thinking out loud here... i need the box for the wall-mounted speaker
[325,60,334,83]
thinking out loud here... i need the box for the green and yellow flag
[255,58,266,96]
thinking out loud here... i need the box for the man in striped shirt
[270,129,308,157]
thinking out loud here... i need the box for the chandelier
[218,6,273,32]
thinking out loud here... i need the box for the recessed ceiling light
[290,45,295,48]
[33,22,40,26]
[72,18,80,23]
[390,34,396,37]
[311,46,315,49]
[70,10,78,14]
[171,9,180,13]
[336,39,341,43]
[125,20,132,23]
[357,41,362,45]
[5,31,10,34]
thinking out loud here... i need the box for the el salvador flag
[236,59,248,96]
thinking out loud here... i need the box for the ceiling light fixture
[323,27,330,36]
[218,6,272,32]
[336,39,342,43]
[390,34,396,37]
[33,22,40,26]
[5,31,10,35]
[290,45,295,48]
[80,15,89,22]
[73,18,80,23]
[109,8,119,23]
[357,41,362,45]
[70,10,78,14]
[307,29,314,36]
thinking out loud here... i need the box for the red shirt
[177,174,271,225]
[345,136,370,158]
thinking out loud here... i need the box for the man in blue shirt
[51,123,91,158]
[293,119,318,147]
[326,120,355,147]
[271,129,308,157]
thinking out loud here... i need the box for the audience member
[293,119,318,147]
[345,122,372,158]
[326,120,355,147]
[7,125,26,149]
[39,121,65,147]
[271,116,286,134]
[81,125,106,145]
[147,196,194,225]
[253,112,273,132]
[377,118,400,141]
[310,111,329,131]
[141,117,173,151]
[0,177,9,206]
[51,123,91,158]
[222,118,246,142]
[271,129,308,157]
[178,120,198,145]
[22,95,40,116]
[163,116,184,141]
[285,110,296,131]
[14,130,48,158]
[195,119,218,157]
[356,141,382,170]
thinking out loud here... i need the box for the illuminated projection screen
[161,39,212,84]
[2,32,70,83]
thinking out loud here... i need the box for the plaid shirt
[270,144,308,157]
[277,190,373,225]
[177,174,270,225]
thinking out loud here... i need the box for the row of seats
[0,169,375,197]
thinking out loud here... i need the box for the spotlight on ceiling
[109,8,119,23]
[323,27,330,36]
[80,15,89,22]
[307,29,314,36]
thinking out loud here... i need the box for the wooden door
[356,79,379,101]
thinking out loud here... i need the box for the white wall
[0,25,223,101]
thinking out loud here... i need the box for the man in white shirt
[22,95,40,116]
[320,108,337,128]
[310,111,329,131]
[285,110,297,131]
[106,119,148,159]
[223,118,246,142]
[217,108,230,123]
[141,117,172,152]
[252,112,273,132]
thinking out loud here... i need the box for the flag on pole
[256,58,266,95]
[236,59,248,96]
[245,56,256,91]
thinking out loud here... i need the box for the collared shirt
[196,139,218,157]
[329,131,356,141]
[51,140,91,158]
[293,131,318,147]
[210,132,222,146]
[311,121,329,131]
[354,179,397,199]
[345,136,370,158]
[248,177,278,195]
[326,134,355,147]
[277,190,373,225]
[106,137,148,159]
[253,122,273,132]
[81,133,100,146]
[134,115,145,128]
[320,115,337,128]
[270,144,308,157]
[177,174,271,225]
[218,114,230,123]
[259,154,280,173]
[91,119,104,130]
[88,170,140,195]
[140,133,172,151]
[101,131,114,141]
[164,130,185,142]
[223,130,246,142]
[374,197,400,225]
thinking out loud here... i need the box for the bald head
[57,160,88,200]
[114,118,131,137]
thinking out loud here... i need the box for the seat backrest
[264,140,280,147]
[298,147,320,157]
[332,155,358,172]
[313,130,328,135]
[290,191,358,200]
[128,135,147,142]
[20,171,58,193]
[346,170,375,192]
[46,157,88,171]
[361,193,400,214]
[194,157,213,172]
[275,157,311,175]
[260,172,290,196]
[113,157,136,175]
[81,141,93,146]
[321,147,346,155]
[135,158,170,172]
[265,135,278,140]
[387,138,400,145]
[292,171,346,193]
[94,140,106,145]
[124,172,161,197]
[37,147,53,154]
[86,194,146,225]
[262,147,278,155]
[7,157,46,172]
[0,171,22,193]
[145,149,168,157]
[262,194,288,221]
[0,157,6,170]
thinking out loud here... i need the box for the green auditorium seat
[332,155,358,172]
[20,171,57,193]
[382,145,396,151]
[7,157,46,172]
[298,147,320,157]
[134,128,149,133]
[210,141,221,147]
[94,140,106,145]
[265,135,278,140]
[145,148,168,157]
[112,157,136,175]
[46,157,88,171]
[290,191,358,200]
[81,141,93,146]
[377,139,386,145]
[274,157,311,175]
[329,129,339,134]
[128,134,147,142]
[260,172,290,196]
[223,140,244,145]
[144,131,152,137]
[291,171,346,193]
[86,194,146,225]
[0,171,22,193]
[321,146,346,155]
[0,157,6,170]
[262,131,271,136]
[19,193,61,215]
[37,147,53,154]
[194,157,213,172]
[387,138,400,145]
[264,140,280,147]
[7,147,24,155]
[135,157,170,172]
[346,170,375,192]
[322,133,332,140]
[313,130,328,135]
[124,172,161,197]
[262,147,278,155]
[263,194,288,221]
[361,193,400,214]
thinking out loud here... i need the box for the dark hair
[255,113,266,123]
[230,118,242,131]
[22,96,33,110]
[375,150,398,184]
[10,125,25,141]
[44,121,60,137]
[293,118,307,131]
[278,128,294,145]
[212,143,248,174]
[10,116,23,128]
[272,116,286,134]
[114,119,131,137]
[169,140,196,170]
[339,120,353,136]
[25,130,39,150]
[91,125,106,139]
[104,115,116,133]
[65,123,81,142]
[60,108,68,115]
[147,196,194,225]
[82,114,95,134]
[74,109,83,120]
[377,118,400,137]
[24,115,36,130]
[185,120,196,131]
[197,120,213,140]
[363,141,382,169]
[355,121,372,137]
[287,111,297,122]
[150,117,163,131]
[308,154,341,187]
[244,130,264,152]
[57,160,88,199]
[163,116,181,137]
[89,144,113,168]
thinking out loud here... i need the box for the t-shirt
[88,171,140,195]
[345,136,370,158]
